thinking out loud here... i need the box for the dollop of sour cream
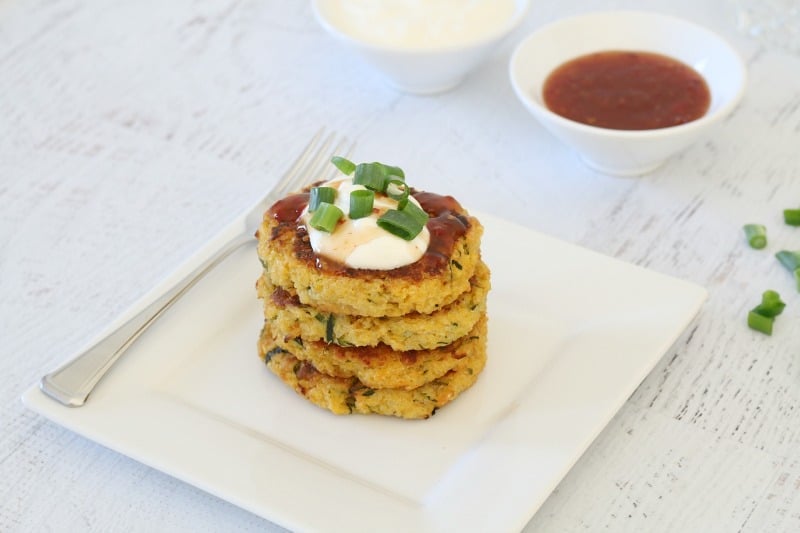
[300,175,430,270]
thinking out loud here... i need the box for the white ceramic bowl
[509,11,747,176]
[313,0,530,95]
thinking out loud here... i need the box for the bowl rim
[508,9,748,139]
[312,0,532,54]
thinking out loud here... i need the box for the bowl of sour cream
[313,0,530,94]
[509,11,747,176]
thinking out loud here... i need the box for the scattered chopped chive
[747,289,786,335]
[752,289,786,318]
[743,224,767,249]
[784,208,800,226]
[400,199,429,228]
[308,202,343,232]
[386,178,410,207]
[313,157,431,240]
[349,189,374,219]
[776,250,800,272]
[352,162,405,192]
[384,165,405,180]
[776,255,800,294]
[353,163,389,191]
[308,186,336,212]
[264,347,286,363]
[331,156,356,175]
[748,310,774,335]
[377,209,425,240]
[325,315,335,343]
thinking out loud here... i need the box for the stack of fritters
[255,190,490,419]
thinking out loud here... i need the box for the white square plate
[22,212,706,532]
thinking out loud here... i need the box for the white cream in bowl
[317,0,518,49]
[314,0,530,94]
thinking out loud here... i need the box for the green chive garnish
[386,178,410,208]
[331,156,356,175]
[308,202,343,233]
[316,157,424,239]
[400,199,429,228]
[784,208,800,226]
[743,224,767,249]
[309,186,336,212]
[353,163,389,192]
[776,250,800,272]
[352,162,405,192]
[384,165,405,180]
[752,289,786,317]
[775,250,800,293]
[377,208,425,241]
[747,289,786,335]
[349,189,374,219]
[325,315,335,343]
[748,311,774,335]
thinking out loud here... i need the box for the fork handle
[40,232,256,407]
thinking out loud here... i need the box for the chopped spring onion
[386,178,410,208]
[308,202,343,233]
[354,163,389,191]
[323,157,428,240]
[309,186,336,212]
[384,165,405,180]
[349,189,374,219]
[747,289,786,335]
[325,315,335,343]
[377,208,426,241]
[752,289,786,318]
[784,208,800,226]
[743,224,767,249]
[353,162,405,192]
[747,310,774,335]
[400,199,429,228]
[331,156,356,176]
[776,250,800,272]
[776,250,800,293]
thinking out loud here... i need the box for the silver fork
[40,128,353,407]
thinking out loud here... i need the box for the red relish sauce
[269,192,309,224]
[266,190,471,278]
[542,50,711,130]
[413,191,470,274]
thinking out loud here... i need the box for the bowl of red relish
[509,11,746,176]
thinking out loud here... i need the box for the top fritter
[256,158,484,317]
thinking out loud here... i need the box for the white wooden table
[2,0,799,531]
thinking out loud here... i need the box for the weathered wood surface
[2,0,799,531]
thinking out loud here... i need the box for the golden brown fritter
[257,191,484,317]
[259,314,487,390]
[256,261,490,351]
[260,339,487,420]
